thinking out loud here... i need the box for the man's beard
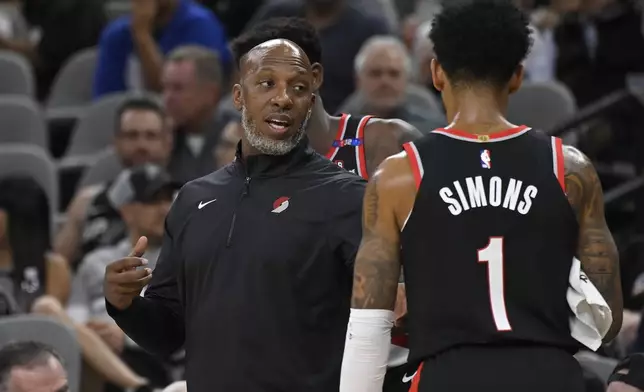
[241,107,310,155]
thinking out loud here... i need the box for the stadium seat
[0,315,81,392]
[47,47,98,112]
[0,50,34,96]
[0,96,46,148]
[77,147,123,188]
[507,81,577,133]
[0,145,57,235]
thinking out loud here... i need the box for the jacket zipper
[226,176,251,247]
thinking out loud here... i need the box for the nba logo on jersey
[480,149,491,169]
[335,160,345,168]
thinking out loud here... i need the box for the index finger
[107,257,148,273]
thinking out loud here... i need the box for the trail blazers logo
[272,196,290,213]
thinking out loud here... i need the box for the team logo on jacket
[272,196,290,214]
[480,149,491,169]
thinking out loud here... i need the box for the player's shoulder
[362,118,423,160]
[562,144,594,174]
[561,144,600,214]
[365,118,422,141]
[373,150,416,188]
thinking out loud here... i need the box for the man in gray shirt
[68,164,178,390]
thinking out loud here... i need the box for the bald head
[232,38,320,156]
[240,39,313,76]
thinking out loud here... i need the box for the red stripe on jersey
[553,137,565,192]
[325,113,349,159]
[433,125,528,141]
[356,115,372,179]
[403,142,422,191]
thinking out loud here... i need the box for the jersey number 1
[477,237,512,331]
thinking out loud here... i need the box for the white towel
[567,257,612,351]
[387,344,409,368]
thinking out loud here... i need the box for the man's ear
[232,83,243,111]
[311,62,324,91]
[430,58,445,92]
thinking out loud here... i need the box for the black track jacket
[107,137,366,392]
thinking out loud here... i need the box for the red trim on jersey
[403,142,422,190]
[433,125,528,140]
[409,363,424,392]
[554,137,565,192]
[356,115,372,179]
[325,113,349,159]
[391,335,408,348]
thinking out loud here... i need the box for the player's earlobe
[232,84,243,111]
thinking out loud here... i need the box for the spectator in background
[68,164,178,391]
[197,0,265,38]
[0,0,105,100]
[0,178,70,310]
[247,0,393,113]
[530,0,644,106]
[0,0,29,41]
[162,45,226,183]
[0,341,68,392]
[212,121,242,169]
[54,96,173,266]
[346,36,445,132]
[93,0,230,98]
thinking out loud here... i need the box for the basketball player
[231,19,420,391]
[339,1,623,392]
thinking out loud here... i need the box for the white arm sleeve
[339,309,395,392]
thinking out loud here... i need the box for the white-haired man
[344,35,445,133]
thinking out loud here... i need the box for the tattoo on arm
[563,146,622,340]
[351,173,401,310]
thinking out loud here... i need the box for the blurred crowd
[0,0,641,391]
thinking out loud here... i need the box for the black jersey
[325,113,373,180]
[400,126,580,364]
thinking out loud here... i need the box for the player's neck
[306,98,335,154]
[446,89,514,134]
